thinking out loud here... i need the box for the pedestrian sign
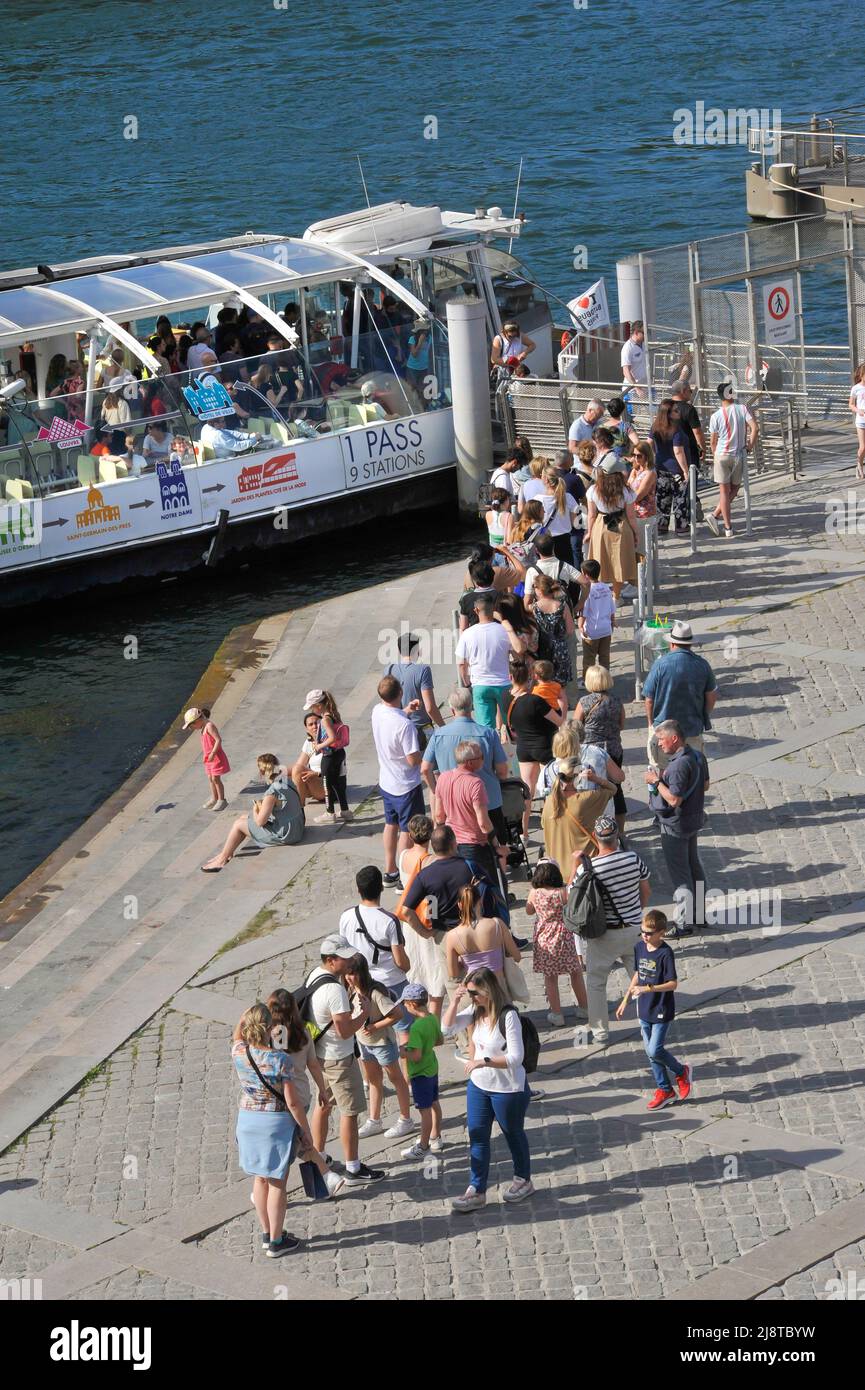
[762,278,795,344]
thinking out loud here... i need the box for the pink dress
[201,725,230,776]
[531,887,581,977]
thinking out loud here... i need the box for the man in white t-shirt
[371,675,424,887]
[621,322,647,396]
[706,382,758,538]
[306,935,386,1184]
[489,446,522,498]
[338,864,417,1140]
[455,594,513,729]
[567,399,605,456]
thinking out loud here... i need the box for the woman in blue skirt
[232,1002,315,1257]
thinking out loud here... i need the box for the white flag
[567,278,610,334]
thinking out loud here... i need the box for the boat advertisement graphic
[157,459,193,519]
[235,451,301,498]
[69,484,131,542]
[342,417,428,487]
[0,411,456,574]
[182,376,235,421]
[35,416,90,448]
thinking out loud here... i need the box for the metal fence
[606,213,865,430]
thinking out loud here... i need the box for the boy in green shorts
[398,983,444,1159]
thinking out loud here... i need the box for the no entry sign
[762,278,795,344]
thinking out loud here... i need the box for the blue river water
[0,0,854,900]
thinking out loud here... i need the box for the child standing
[616,909,692,1111]
[343,955,416,1140]
[578,558,616,680]
[303,688,351,825]
[526,859,587,1026]
[531,658,567,722]
[183,706,230,811]
[398,983,444,1159]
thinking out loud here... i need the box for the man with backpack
[303,935,387,1184]
[568,816,650,1046]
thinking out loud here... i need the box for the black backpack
[293,973,340,1042]
[498,1005,541,1074]
[563,854,625,939]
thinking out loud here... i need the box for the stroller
[498,777,532,877]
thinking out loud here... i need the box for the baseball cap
[717,381,735,400]
[594,816,618,840]
[182,707,204,729]
[319,935,356,960]
[397,982,429,1004]
[303,688,326,711]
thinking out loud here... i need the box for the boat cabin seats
[326,400,365,431]
[5,477,34,501]
[98,458,129,483]
[77,457,99,488]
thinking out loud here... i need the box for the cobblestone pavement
[1,462,864,1300]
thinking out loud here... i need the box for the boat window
[483,248,551,327]
[1,312,449,500]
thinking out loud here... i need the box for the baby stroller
[498,777,532,878]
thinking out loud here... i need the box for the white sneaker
[429,1137,444,1153]
[401,1141,430,1159]
[314,810,338,825]
[357,1117,384,1139]
[324,1170,346,1197]
[705,513,720,537]
[452,1186,486,1212]
[724,528,734,539]
[546,1011,565,1027]
[211,799,227,811]
[384,1116,416,1138]
[202,799,217,810]
[503,1178,535,1203]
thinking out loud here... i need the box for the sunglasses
[641,929,662,937]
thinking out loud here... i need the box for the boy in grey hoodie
[578,559,616,678]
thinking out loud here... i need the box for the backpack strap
[353,906,399,964]
[300,972,338,1036]
[573,852,628,929]
[244,1044,287,1110]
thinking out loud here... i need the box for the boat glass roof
[0,238,371,344]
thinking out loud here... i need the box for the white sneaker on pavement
[324,1170,346,1197]
[546,1011,565,1027]
[503,1178,535,1203]
[705,513,720,536]
[211,799,227,811]
[384,1116,416,1138]
[430,1137,444,1153]
[452,1186,486,1212]
[357,1118,384,1139]
[401,1141,430,1159]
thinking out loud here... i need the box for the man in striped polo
[577,816,651,1047]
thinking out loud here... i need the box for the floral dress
[534,599,572,683]
[531,887,582,976]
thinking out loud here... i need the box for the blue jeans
[570,529,585,567]
[466,1079,531,1193]
[640,1020,684,1090]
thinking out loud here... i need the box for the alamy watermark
[673,103,781,149]
[825,491,865,535]
[673,886,782,935]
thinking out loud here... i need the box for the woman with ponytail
[540,466,579,564]
[445,881,521,996]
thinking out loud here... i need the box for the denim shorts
[410,1073,439,1109]
[359,1038,400,1067]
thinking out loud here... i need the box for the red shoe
[676,1065,692,1101]
[647,1088,676,1111]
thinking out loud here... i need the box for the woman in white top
[849,363,865,480]
[491,320,536,370]
[586,464,638,599]
[539,466,579,564]
[443,967,533,1211]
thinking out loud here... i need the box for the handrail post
[689,463,698,555]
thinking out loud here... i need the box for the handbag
[499,920,531,1004]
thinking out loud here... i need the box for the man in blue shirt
[643,620,717,770]
[646,720,709,937]
[421,686,509,842]
[383,631,445,751]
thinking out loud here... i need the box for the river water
[0,0,853,898]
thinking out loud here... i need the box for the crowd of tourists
[216,370,736,1253]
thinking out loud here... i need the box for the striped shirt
[588,849,649,926]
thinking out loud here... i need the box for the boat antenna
[356,153,381,254]
[508,156,524,254]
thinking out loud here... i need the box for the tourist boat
[0,204,554,607]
